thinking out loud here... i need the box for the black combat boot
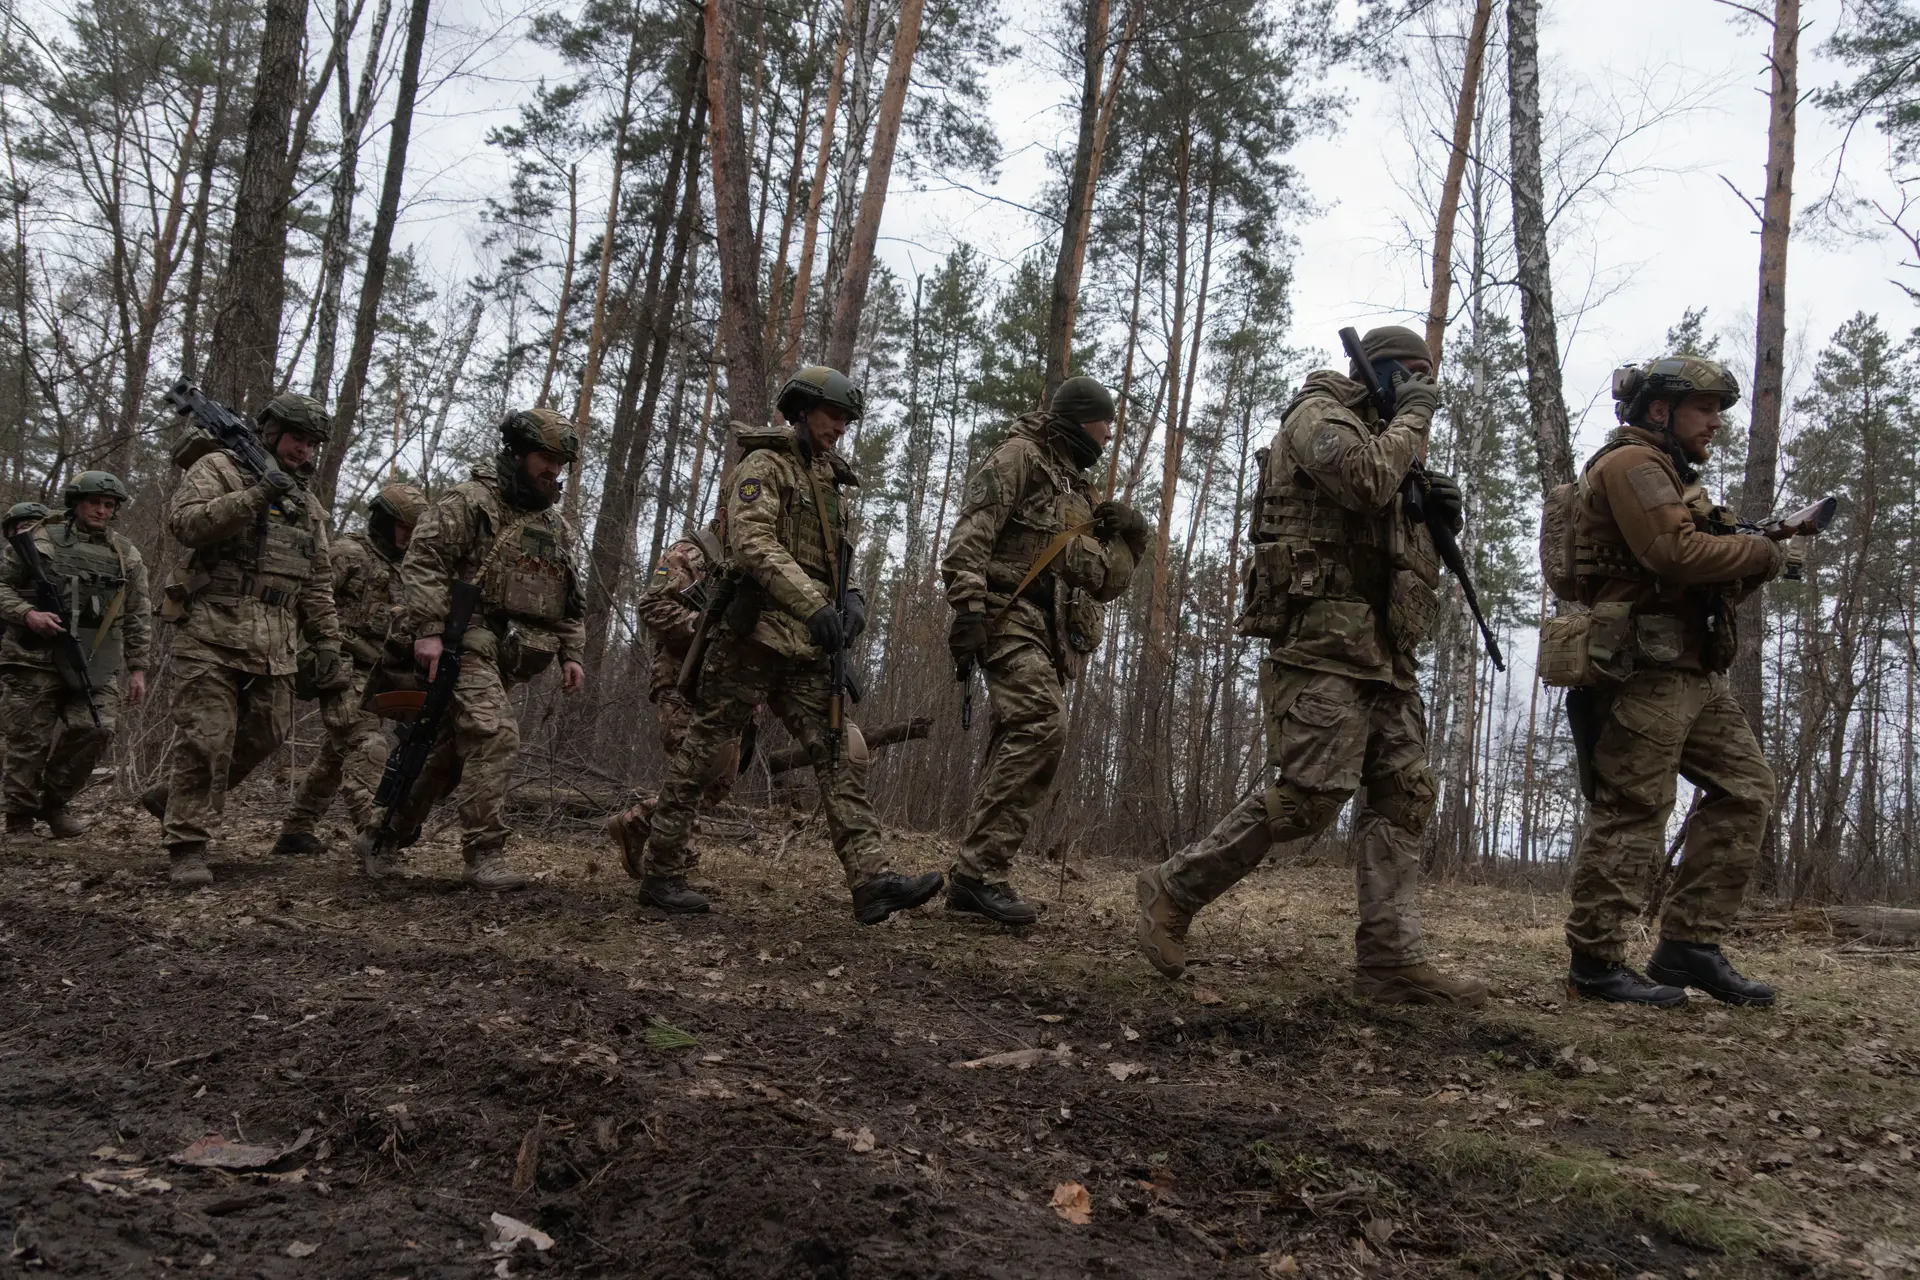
[638,877,710,915]
[1646,939,1775,1008]
[272,830,323,857]
[138,785,168,821]
[945,873,1039,926]
[1567,950,1688,1008]
[851,871,944,925]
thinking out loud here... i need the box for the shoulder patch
[965,469,999,511]
[737,476,764,505]
[1310,423,1346,466]
[649,565,671,590]
[1626,461,1679,510]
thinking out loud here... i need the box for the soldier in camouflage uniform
[635,366,944,924]
[1556,356,1807,1008]
[941,375,1145,924]
[0,473,150,838]
[604,512,743,878]
[271,482,428,857]
[359,409,588,890]
[153,395,348,887]
[1135,326,1487,1007]
[3,502,50,540]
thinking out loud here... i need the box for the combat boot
[40,808,86,839]
[1353,963,1489,1009]
[138,784,168,821]
[1646,939,1775,1008]
[272,830,323,857]
[605,803,654,880]
[352,831,398,881]
[851,870,944,925]
[5,812,36,837]
[1566,951,1687,1008]
[1135,866,1191,979]
[638,877,710,914]
[945,873,1039,926]
[463,850,530,890]
[168,848,213,888]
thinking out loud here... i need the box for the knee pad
[1368,765,1437,836]
[1261,782,1345,843]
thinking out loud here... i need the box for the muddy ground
[2,783,1917,1280]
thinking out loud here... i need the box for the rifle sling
[798,453,841,599]
[986,521,1095,633]
[88,536,129,661]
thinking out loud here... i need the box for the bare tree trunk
[1103,181,1146,500]
[310,0,394,402]
[315,0,432,507]
[706,0,771,440]
[1146,125,1192,646]
[204,0,311,410]
[822,0,924,372]
[178,10,240,384]
[1505,0,1572,495]
[1421,0,1493,373]
[782,0,855,370]
[537,165,580,408]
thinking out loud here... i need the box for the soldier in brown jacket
[1556,356,1813,1008]
[603,514,744,877]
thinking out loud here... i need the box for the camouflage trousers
[956,637,1065,883]
[379,653,519,859]
[162,658,294,852]
[2,666,120,815]
[1565,669,1773,961]
[1158,661,1437,967]
[282,670,391,836]
[644,636,883,889]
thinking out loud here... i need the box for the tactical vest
[1571,438,1660,590]
[984,429,1089,601]
[478,511,571,624]
[342,532,404,644]
[195,499,317,608]
[43,521,130,682]
[744,443,847,585]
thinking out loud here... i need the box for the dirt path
[2,795,1917,1278]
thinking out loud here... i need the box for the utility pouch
[1386,567,1440,652]
[499,624,560,685]
[1537,601,1634,688]
[1633,612,1685,666]
[1236,541,1292,639]
[158,570,211,623]
[1065,592,1102,656]
[1702,594,1738,673]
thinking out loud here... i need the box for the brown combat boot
[1352,963,1488,1009]
[605,801,655,880]
[40,808,86,839]
[1135,866,1192,979]
[168,848,213,888]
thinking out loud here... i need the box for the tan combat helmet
[1613,354,1740,425]
[370,481,429,528]
[500,407,581,461]
[258,392,333,442]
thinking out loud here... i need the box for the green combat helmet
[63,470,133,508]
[500,407,581,461]
[258,392,333,441]
[4,500,50,532]
[776,365,864,424]
[1613,355,1740,426]
[1051,375,1115,425]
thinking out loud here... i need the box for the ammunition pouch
[159,570,211,623]
[1236,541,1293,639]
[1386,566,1439,654]
[1536,601,1634,688]
[498,621,560,685]
[1702,593,1737,673]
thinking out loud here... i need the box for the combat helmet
[500,407,581,461]
[370,481,429,527]
[258,392,333,442]
[1613,355,1740,427]
[776,365,864,424]
[4,500,50,532]
[63,470,133,508]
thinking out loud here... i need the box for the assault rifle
[826,538,856,767]
[1337,327,1505,671]
[6,530,101,727]
[364,579,482,857]
[162,380,279,480]
[675,573,738,699]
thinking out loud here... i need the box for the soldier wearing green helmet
[148,392,345,886]
[939,374,1146,924]
[632,364,946,925]
[354,408,588,889]
[1552,351,1816,1009]
[0,469,150,838]
[272,481,429,860]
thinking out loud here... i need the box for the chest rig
[44,520,130,680]
[477,509,570,624]
[196,494,316,608]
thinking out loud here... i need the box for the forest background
[3,0,1918,905]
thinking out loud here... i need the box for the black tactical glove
[1391,371,1441,422]
[843,587,869,642]
[1091,498,1150,559]
[948,609,989,669]
[805,604,847,653]
[1423,471,1465,536]
[308,645,351,694]
[261,468,297,497]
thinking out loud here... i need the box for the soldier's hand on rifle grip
[25,609,65,638]
[414,635,444,684]
[805,604,846,654]
[948,609,988,673]
[1423,472,1466,536]
[1092,499,1150,558]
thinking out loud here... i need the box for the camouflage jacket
[328,531,405,668]
[1576,426,1783,670]
[399,461,586,668]
[638,529,723,699]
[0,515,152,686]
[723,422,857,662]
[1259,371,1438,691]
[168,451,341,676]
[941,411,1138,667]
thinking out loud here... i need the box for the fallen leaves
[80,1167,171,1196]
[285,1240,318,1258]
[950,1045,1072,1071]
[833,1126,876,1153]
[1191,986,1224,1006]
[1050,1180,1091,1224]
[170,1129,313,1172]
[1106,1062,1146,1082]
[490,1212,554,1254]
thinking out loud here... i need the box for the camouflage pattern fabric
[954,638,1065,883]
[2,668,120,815]
[161,658,294,852]
[1565,669,1774,961]
[376,653,519,859]
[1156,664,1434,968]
[638,534,716,701]
[282,683,390,835]
[0,515,152,676]
[721,422,859,661]
[643,635,883,889]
